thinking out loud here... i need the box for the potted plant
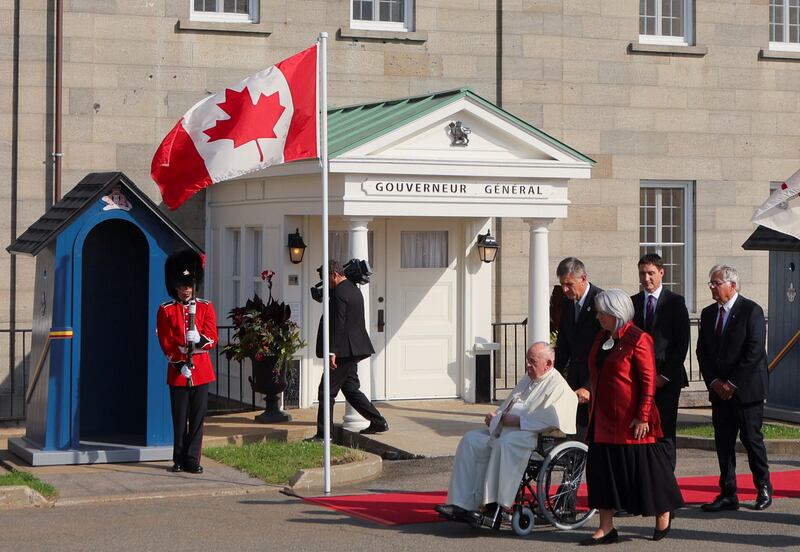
[222,269,305,423]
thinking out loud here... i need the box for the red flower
[255,352,265,361]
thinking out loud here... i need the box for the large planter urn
[248,355,292,423]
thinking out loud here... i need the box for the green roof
[327,87,594,164]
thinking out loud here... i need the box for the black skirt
[586,442,684,516]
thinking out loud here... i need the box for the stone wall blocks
[384,52,443,78]
[667,133,734,158]
[503,11,544,35]
[522,34,562,58]
[654,109,709,133]
[578,15,621,40]
[602,130,667,155]
[598,60,659,86]
[735,89,798,113]
[520,0,563,15]
[92,115,154,144]
[613,107,656,131]
[562,205,618,230]
[708,111,751,134]
[630,86,687,109]
[563,0,601,16]
[562,60,599,83]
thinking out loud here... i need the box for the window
[401,231,448,268]
[329,231,374,266]
[225,228,241,315]
[640,181,695,307]
[639,0,693,45]
[770,0,800,51]
[246,227,263,299]
[191,0,259,23]
[351,0,412,31]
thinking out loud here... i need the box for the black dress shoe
[579,528,619,546]
[305,434,325,442]
[360,421,389,434]
[185,465,204,474]
[701,494,739,512]
[434,504,469,521]
[653,520,671,541]
[754,485,772,511]
[170,464,183,473]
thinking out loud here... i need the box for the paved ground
[0,450,798,551]
[1,402,796,506]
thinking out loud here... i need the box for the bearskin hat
[165,249,204,299]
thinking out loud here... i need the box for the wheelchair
[468,433,596,536]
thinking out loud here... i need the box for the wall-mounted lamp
[287,228,307,264]
[476,230,499,263]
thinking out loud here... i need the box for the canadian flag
[151,44,318,210]
[751,167,800,240]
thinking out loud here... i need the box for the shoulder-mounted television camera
[310,258,373,302]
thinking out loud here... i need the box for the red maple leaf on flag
[204,87,286,162]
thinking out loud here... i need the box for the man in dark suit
[314,260,388,439]
[631,253,690,471]
[555,257,603,441]
[697,264,772,512]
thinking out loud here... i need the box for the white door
[381,218,461,399]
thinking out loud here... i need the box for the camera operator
[312,259,388,439]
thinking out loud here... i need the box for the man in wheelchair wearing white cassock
[435,341,578,527]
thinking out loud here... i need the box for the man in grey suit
[314,260,388,438]
[696,264,771,512]
[631,253,690,471]
[555,257,603,441]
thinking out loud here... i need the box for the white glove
[186,330,200,344]
[180,365,193,379]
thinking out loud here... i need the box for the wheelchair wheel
[511,506,535,536]
[536,440,596,531]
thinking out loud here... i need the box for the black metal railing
[491,319,527,401]
[489,316,739,400]
[0,328,31,422]
[0,326,299,421]
[209,325,300,415]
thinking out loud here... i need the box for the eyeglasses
[707,280,729,288]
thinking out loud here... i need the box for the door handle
[377,309,385,332]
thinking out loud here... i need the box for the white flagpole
[319,31,332,495]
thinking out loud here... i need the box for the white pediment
[338,96,578,165]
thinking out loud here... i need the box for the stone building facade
[3,1,800,411]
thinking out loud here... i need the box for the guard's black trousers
[316,356,384,435]
[169,383,209,469]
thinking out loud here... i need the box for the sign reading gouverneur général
[361,180,552,199]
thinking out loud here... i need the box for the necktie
[645,294,656,333]
[574,301,581,323]
[715,306,725,337]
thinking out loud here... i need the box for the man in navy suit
[696,264,772,512]
[631,253,690,471]
[555,257,603,441]
[314,260,388,439]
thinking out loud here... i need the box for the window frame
[245,226,263,300]
[225,227,242,316]
[639,180,695,310]
[638,0,694,46]
[350,0,413,32]
[189,0,259,24]
[769,0,800,52]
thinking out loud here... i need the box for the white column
[524,218,554,346]
[341,217,372,431]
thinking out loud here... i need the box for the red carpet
[303,469,800,526]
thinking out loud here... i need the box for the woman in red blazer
[580,289,683,546]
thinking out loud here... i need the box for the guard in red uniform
[157,249,218,474]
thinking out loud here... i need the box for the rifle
[185,295,196,388]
